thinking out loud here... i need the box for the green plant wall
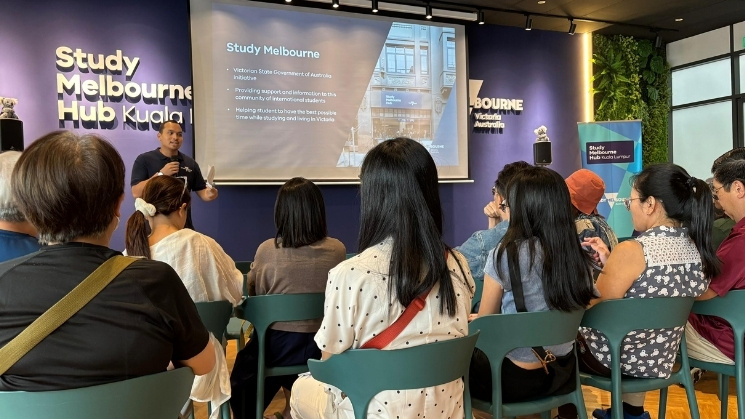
[592,34,670,166]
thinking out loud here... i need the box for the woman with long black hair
[469,166,596,404]
[290,138,474,419]
[568,163,719,419]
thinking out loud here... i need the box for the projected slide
[191,1,468,182]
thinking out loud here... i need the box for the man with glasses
[687,158,745,367]
[130,120,218,229]
[456,161,530,301]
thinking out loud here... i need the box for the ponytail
[125,211,152,259]
[634,164,720,279]
[124,176,190,259]
[685,176,720,279]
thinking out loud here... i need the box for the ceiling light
[478,10,484,24]
[425,3,432,19]
[371,0,378,12]
[332,0,339,8]
[654,34,662,48]
[525,14,533,30]
[568,19,576,35]
[675,18,683,22]
[537,0,546,3]
[285,0,292,2]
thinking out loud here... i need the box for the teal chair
[0,367,194,419]
[228,261,253,351]
[235,293,325,419]
[689,290,745,419]
[471,273,484,313]
[307,331,480,419]
[579,297,698,419]
[468,310,587,419]
[235,261,252,275]
[195,300,234,419]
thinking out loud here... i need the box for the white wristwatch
[157,171,164,176]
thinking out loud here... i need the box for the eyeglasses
[623,197,643,211]
[711,184,724,201]
[499,200,509,212]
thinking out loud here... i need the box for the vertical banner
[577,120,642,238]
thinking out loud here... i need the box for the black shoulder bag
[505,245,577,396]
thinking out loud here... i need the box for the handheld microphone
[170,156,179,163]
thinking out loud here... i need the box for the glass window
[420,47,429,75]
[740,54,745,94]
[446,38,455,69]
[385,45,414,74]
[672,101,733,180]
[672,58,732,106]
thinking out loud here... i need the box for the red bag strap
[360,251,449,350]
[360,289,431,349]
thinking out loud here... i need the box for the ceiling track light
[425,3,432,19]
[332,0,339,8]
[654,33,662,48]
[525,14,533,30]
[371,0,378,12]
[568,19,576,35]
[478,10,485,24]
[285,0,292,2]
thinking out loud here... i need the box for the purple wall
[453,25,584,246]
[0,0,584,260]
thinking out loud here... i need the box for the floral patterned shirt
[581,226,710,378]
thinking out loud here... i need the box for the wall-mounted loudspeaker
[533,141,552,166]
[0,119,24,152]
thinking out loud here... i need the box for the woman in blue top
[469,166,596,403]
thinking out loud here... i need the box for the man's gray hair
[0,151,26,222]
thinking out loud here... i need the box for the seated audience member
[469,166,595,404]
[565,169,618,250]
[711,147,745,174]
[125,175,240,417]
[0,131,214,391]
[562,163,718,419]
[125,175,243,306]
[290,138,474,419]
[707,177,735,250]
[230,177,346,419]
[707,148,745,249]
[456,161,531,280]
[687,159,745,365]
[0,151,40,262]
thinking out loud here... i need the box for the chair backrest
[471,274,484,313]
[234,261,251,296]
[235,293,325,335]
[0,367,194,419]
[468,309,584,416]
[692,290,745,353]
[580,297,694,348]
[195,300,233,340]
[469,309,584,358]
[235,261,252,275]
[307,331,479,419]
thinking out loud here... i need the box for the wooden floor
[194,340,741,419]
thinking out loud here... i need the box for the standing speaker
[533,141,552,166]
[0,119,24,152]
